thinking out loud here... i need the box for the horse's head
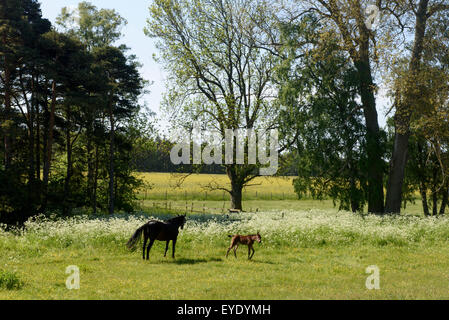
[167,214,187,229]
[256,232,262,243]
[177,214,186,229]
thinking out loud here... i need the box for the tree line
[147,0,448,214]
[1,0,448,223]
[0,1,147,224]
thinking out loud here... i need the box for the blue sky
[40,1,390,130]
[40,0,167,129]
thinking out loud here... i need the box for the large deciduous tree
[146,0,279,210]
[385,0,449,213]
[293,0,387,213]
[278,15,368,212]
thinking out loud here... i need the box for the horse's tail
[127,225,145,250]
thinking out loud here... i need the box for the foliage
[277,15,373,212]
[0,1,148,224]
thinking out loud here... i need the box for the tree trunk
[431,192,438,216]
[230,182,243,211]
[385,0,430,214]
[27,99,35,205]
[440,183,448,215]
[354,57,384,214]
[431,167,438,216]
[42,81,57,208]
[25,74,36,219]
[93,144,99,213]
[63,105,72,216]
[3,67,12,169]
[350,176,360,213]
[420,184,430,216]
[108,101,115,215]
[385,131,410,213]
[35,91,41,181]
[227,166,243,211]
[87,120,95,210]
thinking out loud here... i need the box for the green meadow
[1,200,449,299]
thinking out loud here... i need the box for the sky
[40,0,168,130]
[39,1,390,131]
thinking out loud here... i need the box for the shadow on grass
[145,256,276,265]
[223,256,277,264]
[248,259,276,265]
[173,257,223,265]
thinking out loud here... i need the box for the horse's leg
[142,235,148,260]
[233,245,238,258]
[248,245,251,260]
[146,238,155,260]
[172,238,177,259]
[164,241,170,257]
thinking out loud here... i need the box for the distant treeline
[131,135,299,176]
[132,137,225,174]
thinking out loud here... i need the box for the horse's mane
[167,215,185,223]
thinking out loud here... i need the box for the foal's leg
[226,239,236,258]
[249,245,255,260]
[146,238,155,260]
[233,244,239,258]
[226,246,233,258]
[172,239,177,259]
[164,241,170,257]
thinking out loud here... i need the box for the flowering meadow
[1,210,449,299]
[1,210,449,251]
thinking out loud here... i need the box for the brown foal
[226,233,262,260]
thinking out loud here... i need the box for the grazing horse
[127,215,186,260]
[226,233,262,260]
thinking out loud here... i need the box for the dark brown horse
[226,233,262,260]
[127,215,186,260]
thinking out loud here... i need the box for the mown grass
[1,209,449,299]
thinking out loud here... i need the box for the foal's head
[255,232,262,243]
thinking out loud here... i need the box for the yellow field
[135,172,297,201]
[133,172,426,215]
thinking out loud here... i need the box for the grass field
[0,173,444,299]
[1,209,449,299]
[135,173,427,215]
[136,172,298,200]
